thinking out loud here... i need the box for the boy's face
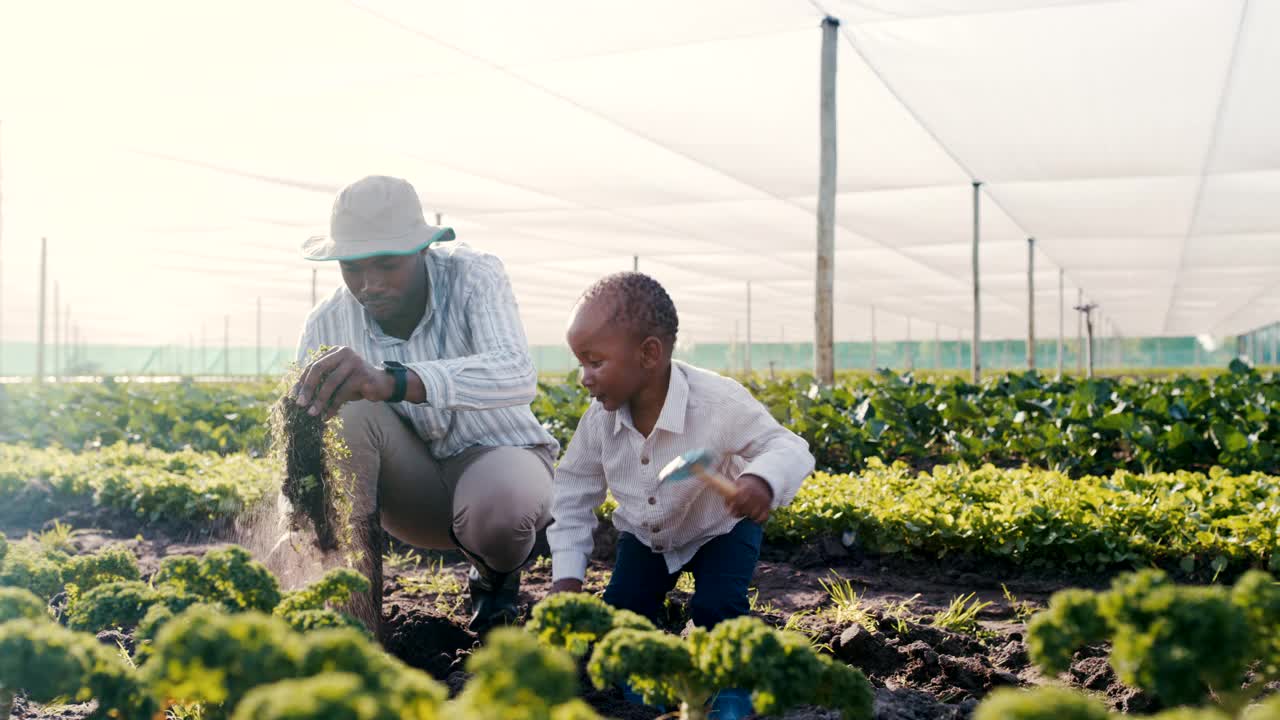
[567,299,659,412]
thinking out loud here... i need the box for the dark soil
[3,519,1164,720]
[272,397,341,552]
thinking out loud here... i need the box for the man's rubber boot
[467,565,520,634]
[708,688,753,720]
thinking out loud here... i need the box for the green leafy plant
[1026,569,1280,715]
[931,592,994,636]
[586,615,872,720]
[0,618,153,719]
[818,572,876,631]
[526,592,655,658]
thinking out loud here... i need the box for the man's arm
[404,255,538,411]
[548,406,608,592]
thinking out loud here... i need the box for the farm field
[0,368,1277,719]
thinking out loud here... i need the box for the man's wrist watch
[382,361,408,403]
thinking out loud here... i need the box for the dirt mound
[382,602,477,679]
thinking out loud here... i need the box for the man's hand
[293,346,394,419]
[726,474,773,524]
[550,578,584,595]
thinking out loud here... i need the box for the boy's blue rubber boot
[708,688,754,720]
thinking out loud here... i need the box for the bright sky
[1,0,1277,349]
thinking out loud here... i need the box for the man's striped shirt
[296,241,558,460]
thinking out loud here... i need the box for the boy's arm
[548,405,608,587]
[726,389,815,510]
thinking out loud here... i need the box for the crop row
[5,361,1278,476]
[8,442,1273,574]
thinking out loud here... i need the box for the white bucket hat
[302,175,455,261]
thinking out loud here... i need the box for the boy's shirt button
[641,456,650,465]
[653,544,665,552]
[648,496,656,505]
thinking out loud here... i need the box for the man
[290,175,558,636]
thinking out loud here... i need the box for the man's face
[338,253,423,325]
[567,300,648,412]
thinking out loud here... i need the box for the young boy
[548,272,815,633]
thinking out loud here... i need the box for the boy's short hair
[579,272,679,347]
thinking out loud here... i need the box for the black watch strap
[383,361,408,404]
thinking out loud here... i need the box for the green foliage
[526,592,655,658]
[230,671,439,720]
[155,546,281,613]
[588,628,693,710]
[455,628,581,719]
[143,606,303,716]
[1026,589,1108,675]
[63,545,142,593]
[0,618,152,718]
[66,580,163,632]
[697,617,872,719]
[0,540,70,599]
[0,586,48,623]
[17,368,1280,477]
[0,380,276,454]
[275,568,369,617]
[973,687,1112,720]
[0,443,274,529]
[1230,570,1280,676]
[1027,570,1278,710]
[771,461,1280,572]
[585,616,872,720]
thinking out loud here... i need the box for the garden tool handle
[692,464,740,500]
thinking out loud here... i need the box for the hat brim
[302,225,455,262]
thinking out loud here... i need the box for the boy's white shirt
[548,360,816,582]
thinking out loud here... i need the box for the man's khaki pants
[336,400,553,631]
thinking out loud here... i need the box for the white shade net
[0,0,1276,351]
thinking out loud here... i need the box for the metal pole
[1076,288,1084,374]
[745,281,753,377]
[1085,308,1095,378]
[224,315,230,377]
[1026,237,1036,370]
[815,16,839,385]
[0,120,5,380]
[905,316,913,371]
[971,182,983,383]
[36,237,47,383]
[870,305,877,370]
[633,255,638,273]
[53,282,60,380]
[63,306,70,374]
[1056,269,1064,379]
[311,268,317,307]
[255,297,262,377]
[435,212,443,226]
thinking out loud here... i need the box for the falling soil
[271,397,340,552]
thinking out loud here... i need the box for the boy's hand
[550,578,584,594]
[727,474,773,524]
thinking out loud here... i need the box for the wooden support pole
[971,182,983,383]
[1026,237,1036,370]
[814,17,839,385]
[36,237,47,383]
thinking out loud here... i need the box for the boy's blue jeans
[603,519,763,628]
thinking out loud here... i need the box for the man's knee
[336,400,395,446]
[452,448,551,572]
